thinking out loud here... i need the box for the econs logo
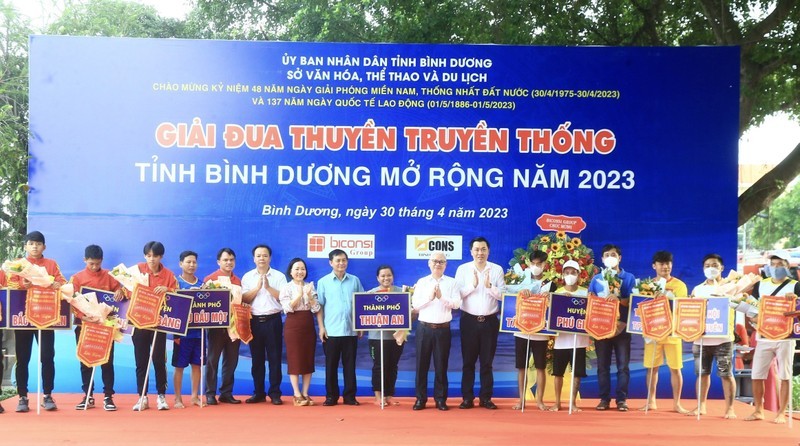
[406,236,462,260]
[307,234,375,259]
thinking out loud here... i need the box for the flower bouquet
[2,258,54,286]
[593,268,622,298]
[634,277,663,297]
[205,281,225,290]
[507,231,597,289]
[206,275,232,289]
[729,293,759,317]
[60,285,124,341]
[715,270,761,297]
[109,263,149,292]
[59,285,112,323]
[504,267,525,285]
[504,263,534,294]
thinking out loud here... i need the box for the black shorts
[514,337,548,370]
[552,348,587,378]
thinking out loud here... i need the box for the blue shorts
[172,338,204,368]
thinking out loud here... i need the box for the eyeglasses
[430,259,446,265]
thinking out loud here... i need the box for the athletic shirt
[176,275,202,339]
[70,268,122,325]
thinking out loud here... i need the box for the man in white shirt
[455,236,505,409]
[241,244,288,405]
[412,251,462,411]
[689,253,736,419]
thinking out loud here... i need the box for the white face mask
[530,264,544,276]
[564,274,578,286]
[602,256,619,269]
[703,267,720,280]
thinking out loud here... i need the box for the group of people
[514,245,795,423]
[0,232,311,413]
[0,232,794,424]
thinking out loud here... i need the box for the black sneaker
[75,396,95,410]
[616,401,629,412]
[103,397,117,412]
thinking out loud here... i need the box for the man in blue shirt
[317,249,364,406]
[173,250,205,409]
[588,244,636,412]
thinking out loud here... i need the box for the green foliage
[47,0,189,37]
[794,375,800,409]
[191,0,800,134]
[0,385,18,401]
[0,0,194,262]
[0,0,31,259]
[0,0,798,251]
[749,182,800,249]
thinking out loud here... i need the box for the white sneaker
[157,394,169,410]
[132,396,149,411]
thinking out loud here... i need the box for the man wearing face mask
[550,260,589,412]
[744,251,799,424]
[689,254,737,419]
[513,250,556,411]
[588,244,636,412]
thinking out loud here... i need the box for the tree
[48,0,189,38]
[0,1,32,259]
[192,0,800,226]
[0,0,196,259]
[748,182,800,249]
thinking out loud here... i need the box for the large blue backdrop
[25,36,739,399]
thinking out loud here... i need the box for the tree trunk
[738,140,800,226]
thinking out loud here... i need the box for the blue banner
[628,294,651,335]
[701,297,732,339]
[156,292,193,336]
[499,293,557,335]
[5,289,71,330]
[28,37,739,398]
[353,292,411,331]
[547,293,587,335]
[177,289,231,329]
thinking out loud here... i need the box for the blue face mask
[769,266,790,280]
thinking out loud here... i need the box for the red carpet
[1,395,795,445]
